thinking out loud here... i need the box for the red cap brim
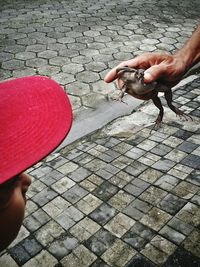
[0,76,72,184]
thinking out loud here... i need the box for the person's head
[0,76,72,251]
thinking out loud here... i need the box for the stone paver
[1,1,200,267]
[1,79,200,267]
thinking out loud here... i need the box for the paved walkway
[0,0,200,266]
[0,0,200,136]
[1,75,200,267]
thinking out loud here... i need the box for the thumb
[144,65,166,83]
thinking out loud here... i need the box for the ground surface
[0,0,200,266]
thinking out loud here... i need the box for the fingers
[104,62,126,83]
[104,53,158,83]
[104,56,147,83]
[104,52,169,83]
[144,64,167,83]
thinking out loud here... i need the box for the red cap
[0,76,73,184]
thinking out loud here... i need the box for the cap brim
[0,76,72,184]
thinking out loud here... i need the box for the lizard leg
[115,84,128,104]
[164,90,193,121]
[151,95,164,131]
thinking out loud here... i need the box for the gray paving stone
[191,193,200,206]
[84,158,107,172]
[32,187,58,207]
[159,225,186,244]
[152,158,176,172]
[104,212,135,238]
[93,181,118,201]
[172,181,199,199]
[0,51,14,62]
[21,237,42,257]
[37,65,60,76]
[9,244,30,265]
[175,202,200,227]
[101,239,137,267]
[59,48,79,58]
[167,217,194,236]
[173,129,193,140]
[181,154,200,169]
[137,139,158,151]
[89,203,117,226]
[2,59,24,70]
[62,63,84,74]
[151,143,172,156]
[123,222,155,250]
[125,147,146,160]
[141,235,177,265]
[108,190,134,211]
[48,234,79,260]
[24,209,50,232]
[23,250,58,267]
[141,207,172,231]
[62,184,88,204]
[76,71,100,83]
[125,161,148,177]
[70,217,101,242]
[26,44,46,52]
[138,168,163,184]
[49,56,70,66]
[158,193,187,215]
[177,141,199,153]
[124,178,150,197]
[68,43,87,51]
[61,245,97,267]
[26,57,48,68]
[38,50,57,59]
[85,62,107,73]
[15,51,36,61]
[124,205,144,220]
[139,186,168,206]
[68,167,92,182]
[182,230,200,258]
[155,174,180,191]
[35,220,65,246]
[4,44,25,53]
[51,72,75,85]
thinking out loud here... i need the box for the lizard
[116,66,193,130]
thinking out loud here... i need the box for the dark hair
[0,176,20,208]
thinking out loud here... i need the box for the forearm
[175,23,200,71]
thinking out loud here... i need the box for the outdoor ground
[0,0,200,266]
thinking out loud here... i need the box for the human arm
[104,23,200,87]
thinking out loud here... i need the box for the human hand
[104,52,187,88]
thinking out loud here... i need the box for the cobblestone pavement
[0,0,200,122]
[1,0,200,267]
[1,77,200,266]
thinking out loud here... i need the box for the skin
[0,173,31,252]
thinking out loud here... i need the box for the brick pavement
[0,0,200,266]
[0,77,200,266]
[0,0,200,121]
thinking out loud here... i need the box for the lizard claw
[175,108,193,121]
[114,97,128,105]
[150,116,162,134]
